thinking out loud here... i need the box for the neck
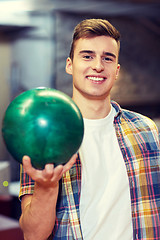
[72,91,111,120]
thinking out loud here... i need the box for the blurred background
[0,0,159,237]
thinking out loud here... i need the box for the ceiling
[0,0,159,34]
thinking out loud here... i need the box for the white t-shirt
[79,106,133,240]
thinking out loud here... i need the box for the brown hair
[69,18,121,60]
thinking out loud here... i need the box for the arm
[19,154,77,240]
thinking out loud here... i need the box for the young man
[19,19,160,240]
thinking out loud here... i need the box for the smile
[86,76,106,82]
[87,76,106,84]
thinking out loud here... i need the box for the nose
[92,58,104,72]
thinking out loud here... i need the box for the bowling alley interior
[0,0,160,239]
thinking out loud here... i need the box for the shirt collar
[111,101,123,120]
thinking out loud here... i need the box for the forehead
[74,36,119,55]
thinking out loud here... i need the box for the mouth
[86,76,106,84]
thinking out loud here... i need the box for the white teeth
[87,76,104,81]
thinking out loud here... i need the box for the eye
[103,57,113,62]
[83,55,93,60]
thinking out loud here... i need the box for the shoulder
[112,101,159,144]
[121,109,160,145]
[112,100,157,128]
[121,108,157,129]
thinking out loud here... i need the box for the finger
[22,155,34,173]
[62,153,77,174]
[51,165,64,182]
[42,164,54,179]
[22,155,41,180]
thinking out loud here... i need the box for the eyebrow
[79,50,116,59]
[79,50,94,55]
[104,52,116,59]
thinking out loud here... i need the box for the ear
[65,57,73,75]
[115,64,120,80]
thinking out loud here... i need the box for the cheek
[72,64,82,82]
[76,60,89,70]
[109,66,119,77]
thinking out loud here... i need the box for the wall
[0,34,11,160]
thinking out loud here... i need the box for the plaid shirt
[19,101,160,240]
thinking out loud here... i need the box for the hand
[22,154,77,188]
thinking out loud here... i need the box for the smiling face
[66,35,120,102]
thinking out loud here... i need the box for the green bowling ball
[2,87,84,169]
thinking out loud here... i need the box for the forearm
[19,154,77,240]
[19,183,58,240]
